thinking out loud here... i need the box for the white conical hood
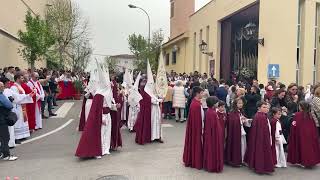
[128,71,142,106]
[129,70,134,85]
[122,68,130,88]
[133,72,141,90]
[155,53,168,98]
[95,60,112,107]
[144,60,156,98]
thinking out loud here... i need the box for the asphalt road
[0,100,319,180]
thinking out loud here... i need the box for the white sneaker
[95,156,102,159]
[2,156,18,161]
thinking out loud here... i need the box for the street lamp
[128,4,151,46]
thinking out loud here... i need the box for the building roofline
[0,28,23,44]
[162,32,188,47]
[190,0,215,17]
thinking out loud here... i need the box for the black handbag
[6,111,18,126]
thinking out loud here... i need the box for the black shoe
[42,114,48,119]
[53,104,58,106]
[15,140,22,144]
[49,113,57,116]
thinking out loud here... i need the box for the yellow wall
[0,0,48,69]
[163,38,189,73]
[163,0,320,86]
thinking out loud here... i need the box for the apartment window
[296,0,304,84]
[165,53,170,65]
[171,2,174,18]
[172,51,177,64]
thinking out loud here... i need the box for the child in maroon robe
[287,101,320,168]
[203,96,224,173]
[217,101,227,142]
[244,101,274,174]
[183,86,204,170]
[225,97,247,167]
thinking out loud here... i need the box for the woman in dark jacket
[244,86,261,118]
[270,89,286,109]
[285,83,300,115]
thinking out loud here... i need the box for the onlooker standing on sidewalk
[173,80,186,122]
[0,82,18,161]
[163,83,173,119]
[50,71,59,106]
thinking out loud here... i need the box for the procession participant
[27,72,44,128]
[20,71,36,132]
[270,107,287,168]
[216,100,227,141]
[134,78,152,145]
[110,75,122,150]
[79,69,97,131]
[203,96,224,173]
[287,101,320,168]
[127,72,142,132]
[75,62,116,159]
[144,61,163,143]
[4,75,34,146]
[244,101,274,174]
[225,98,247,167]
[183,86,204,170]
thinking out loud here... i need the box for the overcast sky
[76,0,211,57]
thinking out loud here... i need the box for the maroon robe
[110,80,122,150]
[217,111,226,140]
[270,118,278,165]
[135,89,152,145]
[287,112,320,167]
[21,82,36,130]
[78,97,87,132]
[203,108,224,173]
[244,112,274,174]
[75,94,103,158]
[225,111,242,166]
[183,99,203,169]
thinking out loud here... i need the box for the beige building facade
[0,0,49,69]
[163,0,320,86]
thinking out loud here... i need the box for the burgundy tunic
[244,112,274,174]
[134,89,152,145]
[183,99,203,169]
[270,118,278,165]
[110,81,122,150]
[203,108,224,173]
[217,111,226,140]
[75,94,103,158]
[287,112,320,167]
[225,111,242,166]
[78,97,87,132]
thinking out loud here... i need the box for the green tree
[128,29,164,72]
[18,11,55,69]
[105,56,118,74]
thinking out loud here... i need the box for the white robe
[5,86,33,142]
[127,104,139,131]
[240,115,247,163]
[151,97,162,141]
[121,97,128,121]
[275,121,287,168]
[27,80,44,129]
[100,96,116,156]
[84,99,93,121]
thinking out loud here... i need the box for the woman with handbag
[0,81,18,161]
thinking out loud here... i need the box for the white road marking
[51,102,74,118]
[18,119,75,146]
[162,124,174,128]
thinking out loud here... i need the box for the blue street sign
[268,64,280,78]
